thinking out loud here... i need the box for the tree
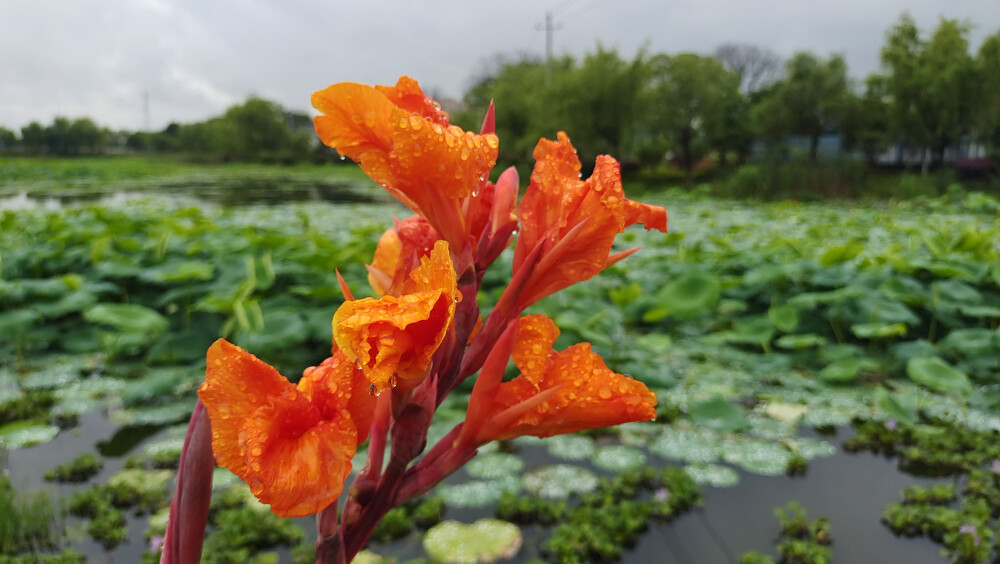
[715,43,782,95]
[974,31,1000,156]
[68,118,104,153]
[755,52,854,160]
[843,74,892,166]
[21,121,45,153]
[0,127,16,150]
[881,14,977,173]
[546,46,649,163]
[644,53,742,187]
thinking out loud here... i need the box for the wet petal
[334,241,458,393]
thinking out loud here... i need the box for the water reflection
[0,177,384,210]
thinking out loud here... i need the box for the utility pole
[143,91,151,131]
[536,11,561,85]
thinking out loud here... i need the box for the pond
[3,176,1000,563]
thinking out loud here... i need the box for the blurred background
[1,0,998,197]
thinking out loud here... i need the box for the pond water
[3,182,992,563]
[0,176,384,210]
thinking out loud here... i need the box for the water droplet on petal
[369,383,378,397]
[389,374,399,389]
[598,386,613,399]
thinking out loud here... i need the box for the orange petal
[481,336,657,442]
[199,339,295,476]
[243,404,356,517]
[334,241,458,393]
[313,78,498,250]
[376,76,450,125]
[198,340,360,517]
[511,314,560,386]
[368,216,441,297]
[512,133,667,309]
[298,350,376,444]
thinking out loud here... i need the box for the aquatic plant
[160,76,667,563]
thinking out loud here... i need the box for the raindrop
[251,446,263,457]
[389,374,399,389]
[598,386,613,400]
[369,383,379,396]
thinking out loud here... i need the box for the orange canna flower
[334,240,459,394]
[472,315,657,443]
[367,216,442,298]
[312,77,499,250]
[512,132,667,310]
[197,340,375,518]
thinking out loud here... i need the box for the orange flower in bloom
[367,216,441,297]
[473,315,657,443]
[198,341,375,517]
[312,77,499,249]
[334,240,459,394]
[512,132,667,310]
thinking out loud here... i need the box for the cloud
[0,0,997,131]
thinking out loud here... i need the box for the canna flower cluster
[161,76,667,564]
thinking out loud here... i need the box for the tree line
[2,14,997,186]
[1,97,315,162]
[453,14,1000,187]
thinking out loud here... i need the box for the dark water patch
[97,425,162,457]
[0,177,386,209]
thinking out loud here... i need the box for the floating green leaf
[522,465,598,499]
[906,357,972,396]
[775,334,827,350]
[423,519,522,564]
[465,453,525,480]
[647,271,721,321]
[437,475,521,509]
[768,304,799,332]
[593,445,647,471]
[689,398,749,431]
[684,464,740,487]
[545,434,596,461]
[817,357,877,384]
[84,303,168,334]
[0,421,60,448]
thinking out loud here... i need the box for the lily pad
[906,357,972,396]
[111,400,194,426]
[775,334,827,350]
[646,271,721,321]
[0,421,60,448]
[593,445,647,472]
[423,519,522,564]
[722,438,791,476]
[522,465,598,499]
[817,357,877,384]
[649,427,721,464]
[437,475,521,509]
[465,453,525,480]
[768,304,799,332]
[684,464,740,487]
[84,303,169,334]
[545,434,596,461]
[689,398,749,432]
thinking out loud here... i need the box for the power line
[536,11,563,84]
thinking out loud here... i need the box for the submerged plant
[160,76,668,563]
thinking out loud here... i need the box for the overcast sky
[1,0,998,132]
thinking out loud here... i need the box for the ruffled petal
[512,133,667,309]
[243,406,356,517]
[198,340,361,517]
[298,350,376,444]
[511,314,560,386]
[334,241,458,393]
[199,339,295,476]
[477,317,657,442]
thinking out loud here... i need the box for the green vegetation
[44,453,103,483]
[739,502,833,564]
[3,168,1000,560]
[0,475,67,557]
